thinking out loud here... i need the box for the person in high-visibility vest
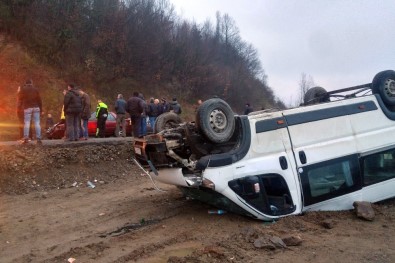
[60,90,66,139]
[96,99,108,138]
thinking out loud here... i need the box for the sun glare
[0,122,19,128]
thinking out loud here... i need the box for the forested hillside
[0,0,284,138]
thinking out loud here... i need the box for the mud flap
[147,160,158,176]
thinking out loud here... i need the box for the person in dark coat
[115,94,127,137]
[147,98,162,132]
[169,97,182,114]
[195,99,203,113]
[244,103,254,115]
[160,98,170,113]
[18,79,42,144]
[126,91,144,138]
[79,89,91,140]
[138,93,148,137]
[64,84,82,141]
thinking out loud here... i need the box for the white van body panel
[284,100,357,167]
[303,191,363,211]
[362,178,395,203]
[152,168,189,187]
[143,84,395,220]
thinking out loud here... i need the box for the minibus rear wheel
[372,70,395,106]
[196,98,235,143]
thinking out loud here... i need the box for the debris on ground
[353,201,376,221]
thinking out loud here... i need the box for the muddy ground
[0,139,394,263]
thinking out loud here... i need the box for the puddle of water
[141,241,201,263]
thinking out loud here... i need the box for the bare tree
[0,0,285,111]
[298,72,315,105]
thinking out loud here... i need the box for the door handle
[299,151,307,164]
[279,156,288,170]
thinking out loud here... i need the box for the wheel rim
[209,109,227,132]
[384,79,395,97]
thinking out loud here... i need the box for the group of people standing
[63,84,93,141]
[17,79,183,142]
[117,92,182,138]
[71,90,182,139]
[63,84,115,141]
[61,88,182,140]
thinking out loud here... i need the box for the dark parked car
[46,112,132,139]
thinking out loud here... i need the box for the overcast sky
[169,0,395,105]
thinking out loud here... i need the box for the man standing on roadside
[126,91,144,138]
[160,98,170,113]
[18,79,43,144]
[138,93,148,137]
[244,103,253,115]
[114,94,127,137]
[195,99,203,113]
[169,97,182,114]
[60,89,67,139]
[96,99,108,138]
[147,98,162,131]
[64,84,82,141]
[79,89,91,140]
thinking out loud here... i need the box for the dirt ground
[0,139,394,263]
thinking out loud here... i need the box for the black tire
[304,86,329,105]
[196,98,235,143]
[371,70,395,106]
[154,112,182,133]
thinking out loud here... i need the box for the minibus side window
[300,155,361,206]
[363,149,395,185]
[229,174,295,216]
